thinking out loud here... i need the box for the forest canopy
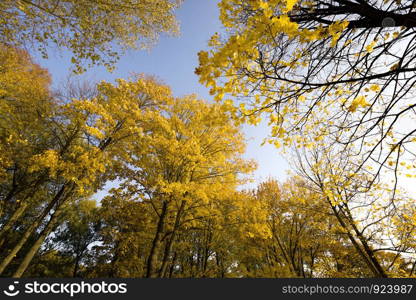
[1,0,416,278]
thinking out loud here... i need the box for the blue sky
[33,0,288,191]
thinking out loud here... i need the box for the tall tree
[196,0,416,198]
[94,96,256,278]
[291,144,416,277]
[52,199,101,277]
[0,50,173,276]
[0,45,53,249]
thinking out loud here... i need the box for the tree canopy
[2,1,416,279]
[0,0,182,72]
[196,0,416,198]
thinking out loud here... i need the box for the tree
[231,178,372,278]
[52,199,101,277]
[92,96,256,278]
[23,251,74,278]
[0,48,173,277]
[0,44,53,249]
[196,0,416,198]
[90,190,154,277]
[290,144,416,277]
[0,0,182,72]
[21,199,100,277]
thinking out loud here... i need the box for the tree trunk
[159,200,186,278]
[146,200,169,278]
[340,203,387,277]
[328,199,387,277]
[0,184,69,275]
[0,202,28,249]
[13,207,62,278]
[0,173,48,243]
[73,254,82,277]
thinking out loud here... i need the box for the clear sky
[32,0,289,192]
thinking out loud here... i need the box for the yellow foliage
[0,0,182,72]
[348,95,370,112]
